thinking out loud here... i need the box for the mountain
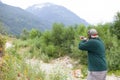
[0,2,47,35]
[0,2,89,35]
[26,3,89,27]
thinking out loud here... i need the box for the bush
[0,35,6,47]
[106,47,120,71]
[29,29,41,39]
[0,53,46,80]
[20,29,29,40]
[0,35,6,56]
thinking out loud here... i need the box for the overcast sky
[1,0,120,25]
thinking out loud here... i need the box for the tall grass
[0,53,46,80]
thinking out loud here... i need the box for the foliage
[106,47,120,71]
[72,25,88,65]
[0,35,6,47]
[20,29,29,40]
[112,12,120,39]
[0,54,19,80]
[81,65,88,78]
[1,21,120,80]
[0,22,7,35]
[0,35,6,56]
[0,54,46,80]
[29,29,41,39]
[12,23,120,72]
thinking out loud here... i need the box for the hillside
[0,2,89,35]
[0,2,46,35]
[26,3,89,27]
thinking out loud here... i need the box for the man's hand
[80,36,84,40]
[80,36,87,40]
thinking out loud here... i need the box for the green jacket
[79,38,107,71]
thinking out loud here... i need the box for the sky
[1,0,120,25]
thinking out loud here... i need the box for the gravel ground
[26,56,120,80]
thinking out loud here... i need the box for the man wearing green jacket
[78,29,107,80]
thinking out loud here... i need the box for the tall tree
[113,12,120,39]
[20,29,29,40]
[51,23,64,46]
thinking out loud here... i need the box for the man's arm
[78,39,93,51]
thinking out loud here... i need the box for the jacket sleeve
[78,40,91,51]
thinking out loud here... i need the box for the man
[78,29,107,80]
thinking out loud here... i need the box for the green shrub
[29,29,41,39]
[0,35,6,46]
[106,47,120,71]
[0,53,46,80]
[81,65,87,78]
[0,35,6,56]
[45,45,56,57]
